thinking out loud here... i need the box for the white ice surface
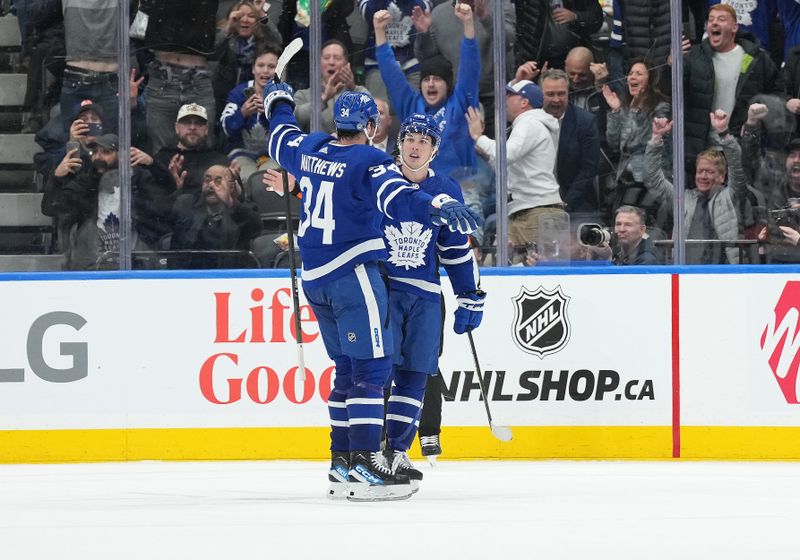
[0,460,798,559]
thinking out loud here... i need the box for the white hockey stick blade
[276,37,303,83]
[491,424,513,442]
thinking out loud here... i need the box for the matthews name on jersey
[267,102,436,288]
[383,170,479,301]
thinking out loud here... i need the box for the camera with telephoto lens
[578,223,613,247]
[770,207,800,230]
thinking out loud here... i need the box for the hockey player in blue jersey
[381,114,485,492]
[262,85,480,501]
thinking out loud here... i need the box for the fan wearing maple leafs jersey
[382,114,485,479]
[358,0,432,104]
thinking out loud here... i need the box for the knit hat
[420,55,453,92]
[786,138,800,155]
[73,99,104,121]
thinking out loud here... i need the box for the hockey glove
[453,290,486,334]
[263,82,295,119]
[429,194,482,234]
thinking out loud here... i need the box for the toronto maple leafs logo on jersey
[723,0,756,26]
[385,221,433,270]
[385,3,414,48]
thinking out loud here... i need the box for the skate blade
[347,485,413,502]
[410,480,420,494]
[426,455,438,467]
[327,482,348,500]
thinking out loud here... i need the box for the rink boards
[1,266,800,462]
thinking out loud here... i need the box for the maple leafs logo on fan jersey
[723,0,756,26]
[385,3,413,48]
[385,221,432,270]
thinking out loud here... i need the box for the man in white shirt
[466,80,566,262]
[707,6,744,136]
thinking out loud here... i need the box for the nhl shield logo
[512,286,571,358]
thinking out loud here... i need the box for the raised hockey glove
[429,194,482,234]
[263,82,295,119]
[453,290,486,334]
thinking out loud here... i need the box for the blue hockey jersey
[376,37,480,178]
[383,170,480,301]
[220,80,268,160]
[267,102,436,288]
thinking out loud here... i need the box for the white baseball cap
[176,103,208,122]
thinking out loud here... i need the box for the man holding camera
[611,205,658,265]
[34,99,106,180]
[741,102,800,263]
[42,134,166,269]
[578,205,658,265]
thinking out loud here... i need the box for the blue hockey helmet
[333,91,380,132]
[397,113,442,148]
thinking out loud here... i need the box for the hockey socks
[346,382,385,451]
[386,369,427,451]
[346,356,392,451]
[328,388,350,451]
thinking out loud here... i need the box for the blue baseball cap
[505,80,543,109]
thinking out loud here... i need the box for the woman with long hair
[213,1,266,116]
[603,58,671,184]
[601,58,672,227]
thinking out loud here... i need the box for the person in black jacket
[170,164,262,269]
[606,0,672,91]
[131,104,231,199]
[540,68,601,218]
[42,134,168,269]
[514,0,604,70]
[274,0,355,90]
[776,45,800,139]
[611,205,659,265]
[138,0,220,154]
[683,4,778,163]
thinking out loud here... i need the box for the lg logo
[0,312,88,384]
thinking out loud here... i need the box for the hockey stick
[467,331,513,442]
[274,37,306,381]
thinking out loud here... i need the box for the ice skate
[386,449,423,493]
[347,451,413,502]
[420,434,442,466]
[327,451,350,499]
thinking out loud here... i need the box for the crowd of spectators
[7,0,800,269]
